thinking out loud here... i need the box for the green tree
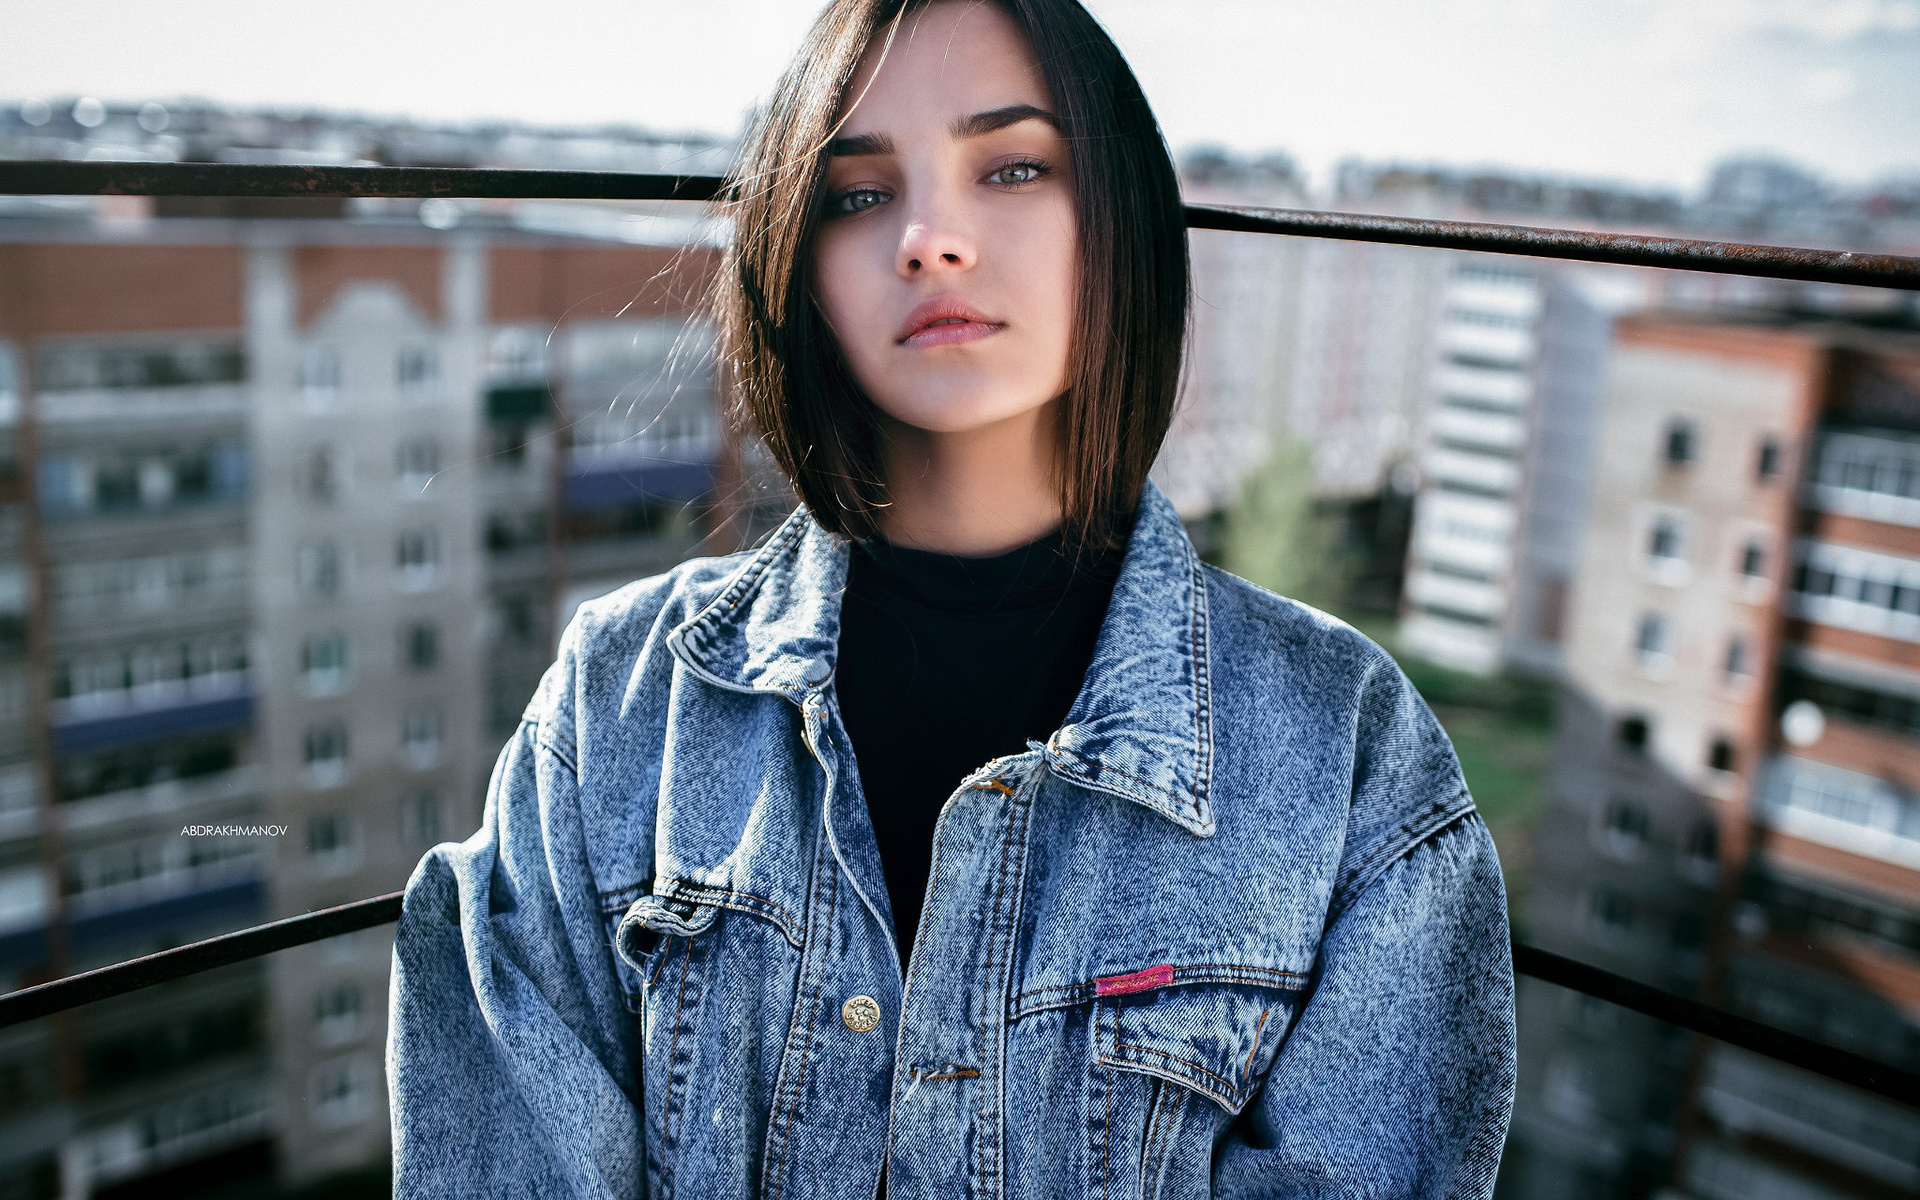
[1214,432,1357,617]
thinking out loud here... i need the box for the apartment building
[0,216,727,1197]
[1682,326,1920,1200]
[1399,258,1622,677]
[1158,154,1310,521]
[1504,314,1920,1199]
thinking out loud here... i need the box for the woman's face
[811,0,1077,439]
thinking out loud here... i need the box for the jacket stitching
[1101,1053,1113,1200]
[1141,1079,1174,1200]
[1009,964,1309,1017]
[659,880,805,948]
[659,939,696,1192]
[1188,556,1214,809]
[1243,1009,1270,1083]
[976,780,1026,1197]
[1054,757,1196,816]
[1102,1041,1239,1103]
[531,725,579,779]
[767,864,834,1200]
[596,880,806,947]
[673,507,810,672]
[1330,797,1476,923]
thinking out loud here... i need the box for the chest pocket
[1086,973,1303,1200]
[1095,977,1295,1115]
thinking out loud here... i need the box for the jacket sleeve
[1216,648,1516,1198]
[1216,814,1516,1198]
[386,653,644,1198]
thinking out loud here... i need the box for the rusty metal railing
[4,160,1916,291]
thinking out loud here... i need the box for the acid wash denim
[386,479,1516,1200]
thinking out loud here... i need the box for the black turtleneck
[834,522,1127,972]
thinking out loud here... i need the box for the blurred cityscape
[1,97,1917,1198]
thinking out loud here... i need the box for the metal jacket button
[841,995,880,1032]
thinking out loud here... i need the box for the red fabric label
[1094,964,1174,996]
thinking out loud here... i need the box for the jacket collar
[666,478,1216,836]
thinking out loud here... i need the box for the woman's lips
[901,318,1006,349]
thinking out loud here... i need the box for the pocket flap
[613,891,722,972]
[1095,980,1292,1114]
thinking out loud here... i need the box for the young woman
[386,1,1516,1196]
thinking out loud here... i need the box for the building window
[402,706,442,768]
[298,347,340,402]
[1813,433,1920,509]
[1686,818,1720,871]
[397,437,439,491]
[1708,736,1737,773]
[1648,515,1684,562]
[1777,665,1920,738]
[404,622,438,671]
[1587,887,1636,936]
[1601,800,1649,859]
[297,541,342,599]
[1635,612,1671,663]
[499,594,538,645]
[300,631,348,693]
[402,789,442,848]
[307,810,357,875]
[304,722,349,787]
[1724,635,1751,682]
[1533,575,1568,643]
[1740,539,1766,578]
[313,982,362,1046]
[395,530,440,590]
[397,345,438,396]
[1756,436,1781,481]
[1771,756,1904,835]
[311,1057,374,1127]
[37,340,246,391]
[301,446,341,504]
[1789,541,1920,637]
[1664,417,1697,466]
[1617,714,1650,752]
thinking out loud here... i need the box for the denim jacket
[386,479,1516,1199]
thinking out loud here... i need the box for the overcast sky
[5,0,1917,194]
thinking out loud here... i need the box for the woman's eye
[828,187,887,215]
[989,160,1048,186]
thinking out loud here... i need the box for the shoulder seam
[1328,791,1478,922]
[519,715,579,779]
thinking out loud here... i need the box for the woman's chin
[872,386,1058,439]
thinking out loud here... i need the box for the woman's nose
[896,208,976,277]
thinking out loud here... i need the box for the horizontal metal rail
[0,892,403,1027]
[1,897,1914,1105]
[2,161,1916,291]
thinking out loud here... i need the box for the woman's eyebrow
[826,104,1061,159]
[951,103,1060,140]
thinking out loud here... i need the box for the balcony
[1430,405,1527,453]
[36,382,248,429]
[1433,362,1531,410]
[1405,567,1505,619]
[51,676,253,753]
[1438,323,1535,368]
[1424,445,1522,493]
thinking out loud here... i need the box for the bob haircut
[710,0,1191,553]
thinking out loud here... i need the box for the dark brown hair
[711,0,1190,552]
